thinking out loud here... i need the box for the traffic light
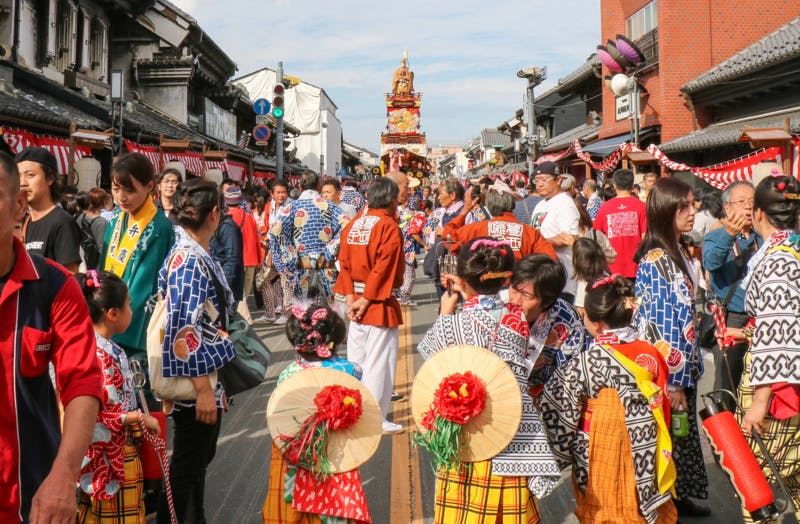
[272,84,285,119]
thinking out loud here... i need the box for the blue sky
[172,0,600,152]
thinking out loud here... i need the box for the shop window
[55,0,77,71]
[90,17,107,81]
[625,0,657,41]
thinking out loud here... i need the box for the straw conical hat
[267,368,382,473]
[411,345,522,463]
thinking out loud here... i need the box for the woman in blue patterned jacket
[155,179,236,524]
[633,177,709,518]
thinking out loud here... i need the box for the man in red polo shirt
[0,152,102,523]
[593,168,647,280]
[334,176,405,434]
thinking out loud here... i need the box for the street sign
[253,98,271,116]
[255,115,271,125]
[252,124,271,142]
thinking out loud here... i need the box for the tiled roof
[480,128,511,148]
[541,122,600,153]
[0,62,253,157]
[659,108,800,153]
[557,54,601,94]
[0,83,106,130]
[682,17,800,94]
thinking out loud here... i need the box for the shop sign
[204,98,237,144]
[615,94,638,121]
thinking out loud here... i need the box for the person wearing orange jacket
[333,176,405,434]
[442,179,557,262]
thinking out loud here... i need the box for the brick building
[598,0,800,149]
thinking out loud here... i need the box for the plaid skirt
[77,444,145,524]
[575,388,677,524]
[738,352,800,523]
[434,459,539,524]
[263,442,369,524]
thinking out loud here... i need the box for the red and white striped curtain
[225,160,247,183]
[124,140,161,172]
[2,128,90,174]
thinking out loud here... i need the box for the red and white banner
[225,160,247,182]
[536,144,576,165]
[124,140,161,171]
[646,144,783,189]
[573,139,630,173]
[2,128,90,174]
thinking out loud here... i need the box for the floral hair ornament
[479,271,512,282]
[411,345,522,471]
[624,296,643,311]
[85,270,102,289]
[268,369,382,476]
[470,238,512,253]
[591,274,621,289]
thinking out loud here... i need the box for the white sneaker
[381,420,403,434]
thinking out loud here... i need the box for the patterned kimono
[159,229,236,408]
[270,190,349,301]
[738,232,800,523]
[341,187,365,214]
[417,295,561,523]
[263,356,370,524]
[78,334,144,523]
[540,328,677,524]
[635,247,707,500]
[525,297,588,390]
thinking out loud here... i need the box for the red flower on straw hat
[279,385,363,478]
[414,371,487,471]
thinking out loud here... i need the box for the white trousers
[346,323,398,419]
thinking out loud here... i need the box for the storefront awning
[581,127,658,155]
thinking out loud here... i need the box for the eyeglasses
[729,199,754,207]
[534,176,557,185]
[511,285,538,301]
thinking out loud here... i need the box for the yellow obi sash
[602,344,677,496]
[105,198,158,277]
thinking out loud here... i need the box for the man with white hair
[443,179,556,261]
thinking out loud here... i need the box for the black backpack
[78,215,101,270]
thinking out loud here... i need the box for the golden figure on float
[392,51,414,96]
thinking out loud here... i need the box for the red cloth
[593,196,647,279]
[612,340,671,418]
[292,467,370,522]
[333,208,404,328]
[228,207,262,267]
[442,212,557,261]
[1,238,102,522]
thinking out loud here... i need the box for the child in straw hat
[539,275,678,523]
[262,303,370,524]
[417,237,561,524]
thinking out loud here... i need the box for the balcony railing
[636,29,659,70]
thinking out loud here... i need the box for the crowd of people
[2,143,800,524]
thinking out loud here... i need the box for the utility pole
[276,61,284,180]
[517,67,547,176]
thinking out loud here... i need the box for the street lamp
[319,121,328,176]
[609,73,640,147]
[517,67,547,176]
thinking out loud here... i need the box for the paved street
[198,268,747,524]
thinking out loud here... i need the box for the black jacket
[210,214,245,301]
